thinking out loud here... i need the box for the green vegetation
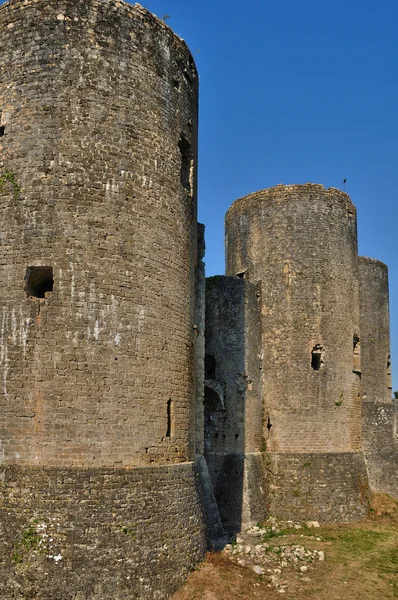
[11,521,46,565]
[11,550,23,565]
[119,522,137,539]
[335,390,344,407]
[320,527,388,554]
[205,275,225,293]
[0,170,21,198]
[21,523,42,552]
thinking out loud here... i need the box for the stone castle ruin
[0,0,396,598]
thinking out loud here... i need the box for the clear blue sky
[138,0,398,392]
[1,0,397,391]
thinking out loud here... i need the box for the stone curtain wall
[194,225,206,456]
[0,464,206,599]
[359,257,398,498]
[0,0,198,467]
[204,276,265,533]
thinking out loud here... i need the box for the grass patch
[320,527,389,553]
[173,495,398,600]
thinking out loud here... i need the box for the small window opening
[166,398,175,439]
[178,135,194,196]
[183,69,192,85]
[267,415,272,432]
[205,354,216,379]
[387,355,392,390]
[311,344,324,370]
[353,335,361,375]
[236,271,246,279]
[25,266,53,298]
[0,126,5,138]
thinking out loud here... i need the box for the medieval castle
[0,0,396,598]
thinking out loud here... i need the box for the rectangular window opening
[311,345,324,371]
[25,266,54,298]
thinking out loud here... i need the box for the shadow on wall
[204,275,264,536]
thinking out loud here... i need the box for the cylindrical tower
[358,257,392,403]
[359,257,397,498]
[0,1,205,597]
[226,184,370,521]
[0,0,198,468]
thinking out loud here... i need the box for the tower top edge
[358,256,388,271]
[225,183,354,218]
[0,0,197,72]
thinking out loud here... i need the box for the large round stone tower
[225,184,370,521]
[0,0,205,597]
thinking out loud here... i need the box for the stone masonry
[359,257,398,498]
[0,0,396,598]
[206,184,395,529]
[0,0,206,597]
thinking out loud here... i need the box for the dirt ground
[171,494,398,600]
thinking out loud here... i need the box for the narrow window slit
[387,355,392,390]
[353,335,361,375]
[178,135,194,196]
[166,398,175,439]
[183,69,192,85]
[0,126,5,137]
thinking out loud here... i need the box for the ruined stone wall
[225,184,369,520]
[359,257,398,498]
[0,0,198,468]
[205,276,265,533]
